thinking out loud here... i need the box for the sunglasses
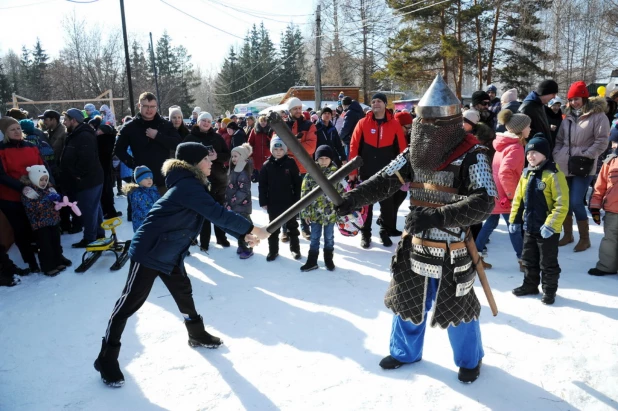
[480,101,490,106]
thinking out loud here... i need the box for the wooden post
[12,93,18,108]
[108,89,115,118]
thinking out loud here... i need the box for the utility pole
[149,32,161,111]
[119,0,135,116]
[314,4,322,110]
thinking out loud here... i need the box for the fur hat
[197,112,213,122]
[525,134,551,159]
[270,136,288,154]
[536,80,559,96]
[134,165,153,185]
[567,81,589,100]
[7,108,27,120]
[501,88,518,105]
[175,142,211,166]
[498,109,531,134]
[314,144,334,161]
[287,97,302,110]
[169,105,183,118]
[231,143,253,172]
[27,165,49,189]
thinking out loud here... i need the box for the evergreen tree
[278,24,306,91]
[256,22,279,97]
[174,45,200,116]
[130,40,153,97]
[30,38,50,100]
[0,60,11,113]
[214,47,240,112]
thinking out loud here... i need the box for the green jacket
[300,164,344,225]
[509,161,569,233]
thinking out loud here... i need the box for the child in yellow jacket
[509,135,569,305]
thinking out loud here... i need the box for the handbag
[567,123,594,176]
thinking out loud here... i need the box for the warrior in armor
[337,75,497,383]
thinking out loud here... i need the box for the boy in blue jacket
[123,165,161,232]
[94,142,270,388]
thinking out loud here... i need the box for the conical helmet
[416,74,461,119]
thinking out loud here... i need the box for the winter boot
[458,360,482,383]
[60,255,72,267]
[300,250,319,272]
[541,292,556,305]
[558,214,574,246]
[361,232,371,249]
[239,248,254,259]
[480,258,492,270]
[379,230,393,247]
[512,284,540,296]
[185,316,223,348]
[28,261,40,274]
[266,237,279,262]
[379,355,408,370]
[323,249,335,271]
[94,338,125,388]
[573,220,591,252]
[588,267,617,276]
[0,275,20,287]
[289,235,301,260]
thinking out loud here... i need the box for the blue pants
[389,277,484,369]
[566,176,594,221]
[76,184,105,242]
[309,222,334,252]
[476,213,523,259]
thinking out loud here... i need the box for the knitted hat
[472,91,490,106]
[197,112,213,122]
[463,109,480,125]
[175,142,211,166]
[231,143,253,172]
[314,144,334,161]
[192,107,201,114]
[501,88,518,105]
[7,108,27,120]
[226,121,239,130]
[221,118,231,126]
[342,96,352,106]
[486,84,497,93]
[270,136,288,154]
[88,116,102,130]
[19,119,35,135]
[311,113,319,122]
[287,97,302,110]
[169,105,183,118]
[371,92,387,104]
[498,109,531,134]
[536,80,559,96]
[134,165,153,185]
[27,165,49,189]
[0,116,19,135]
[525,134,551,159]
[609,125,618,143]
[321,107,332,115]
[395,111,413,126]
[567,81,589,100]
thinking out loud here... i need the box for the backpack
[337,179,368,237]
[24,134,55,165]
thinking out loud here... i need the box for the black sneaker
[458,360,482,383]
[512,285,540,297]
[379,355,407,370]
[72,239,91,248]
[588,268,617,276]
[541,293,556,305]
[380,231,393,247]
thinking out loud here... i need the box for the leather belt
[411,236,466,251]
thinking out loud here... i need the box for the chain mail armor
[408,121,466,170]
[344,146,496,329]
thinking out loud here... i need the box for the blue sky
[0,0,316,72]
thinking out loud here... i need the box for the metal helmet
[416,74,461,119]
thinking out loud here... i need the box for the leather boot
[573,219,590,252]
[94,338,125,387]
[558,214,574,246]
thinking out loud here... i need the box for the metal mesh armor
[408,121,466,170]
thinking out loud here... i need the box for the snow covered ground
[1,188,617,411]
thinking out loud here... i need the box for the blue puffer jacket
[128,159,253,274]
[125,183,161,232]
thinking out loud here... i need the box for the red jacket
[247,126,273,172]
[348,110,407,179]
[492,132,525,214]
[286,117,317,174]
[0,139,45,202]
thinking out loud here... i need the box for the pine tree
[215,47,240,112]
[130,40,153,97]
[174,45,200,116]
[29,38,49,100]
[278,24,306,92]
[0,60,11,113]
[256,22,279,97]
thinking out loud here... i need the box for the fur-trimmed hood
[565,96,608,117]
[161,158,209,188]
[123,182,140,195]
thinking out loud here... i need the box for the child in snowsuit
[299,145,344,271]
[258,136,302,261]
[509,135,569,305]
[225,143,254,259]
[95,142,269,388]
[588,127,618,276]
[123,165,161,232]
[20,165,71,276]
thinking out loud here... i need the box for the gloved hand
[295,132,303,139]
[22,186,39,200]
[45,192,62,202]
[335,196,355,217]
[540,225,555,239]
[407,207,444,234]
[508,223,521,234]
[589,208,601,225]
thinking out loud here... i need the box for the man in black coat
[339,96,364,154]
[113,92,182,195]
[61,108,105,247]
[518,79,558,148]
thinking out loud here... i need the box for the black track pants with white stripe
[104,260,200,345]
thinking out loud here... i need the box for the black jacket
[315,120,347,166]
[519,92,553,148]
[182,126,230,198]
[258,154,302,216]
[113,113,182,187]
[60,122,104,192]
[544,106,563,144]
[97,131,117,176]
[339,101,364,145]
[230,129,248,149]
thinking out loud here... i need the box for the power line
[0,0,58,9]
[206,0,313,24]
[159,0,245,40]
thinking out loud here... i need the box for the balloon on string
[597,86,606,97]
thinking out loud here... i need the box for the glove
[335,197,355,217]
[22,186,39,200]
[45,192,62,202]
[295,132,303,139]
[540,225,555,239]
[508,223,521,234]
[407,207,444,234]
[589,208,601,225]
